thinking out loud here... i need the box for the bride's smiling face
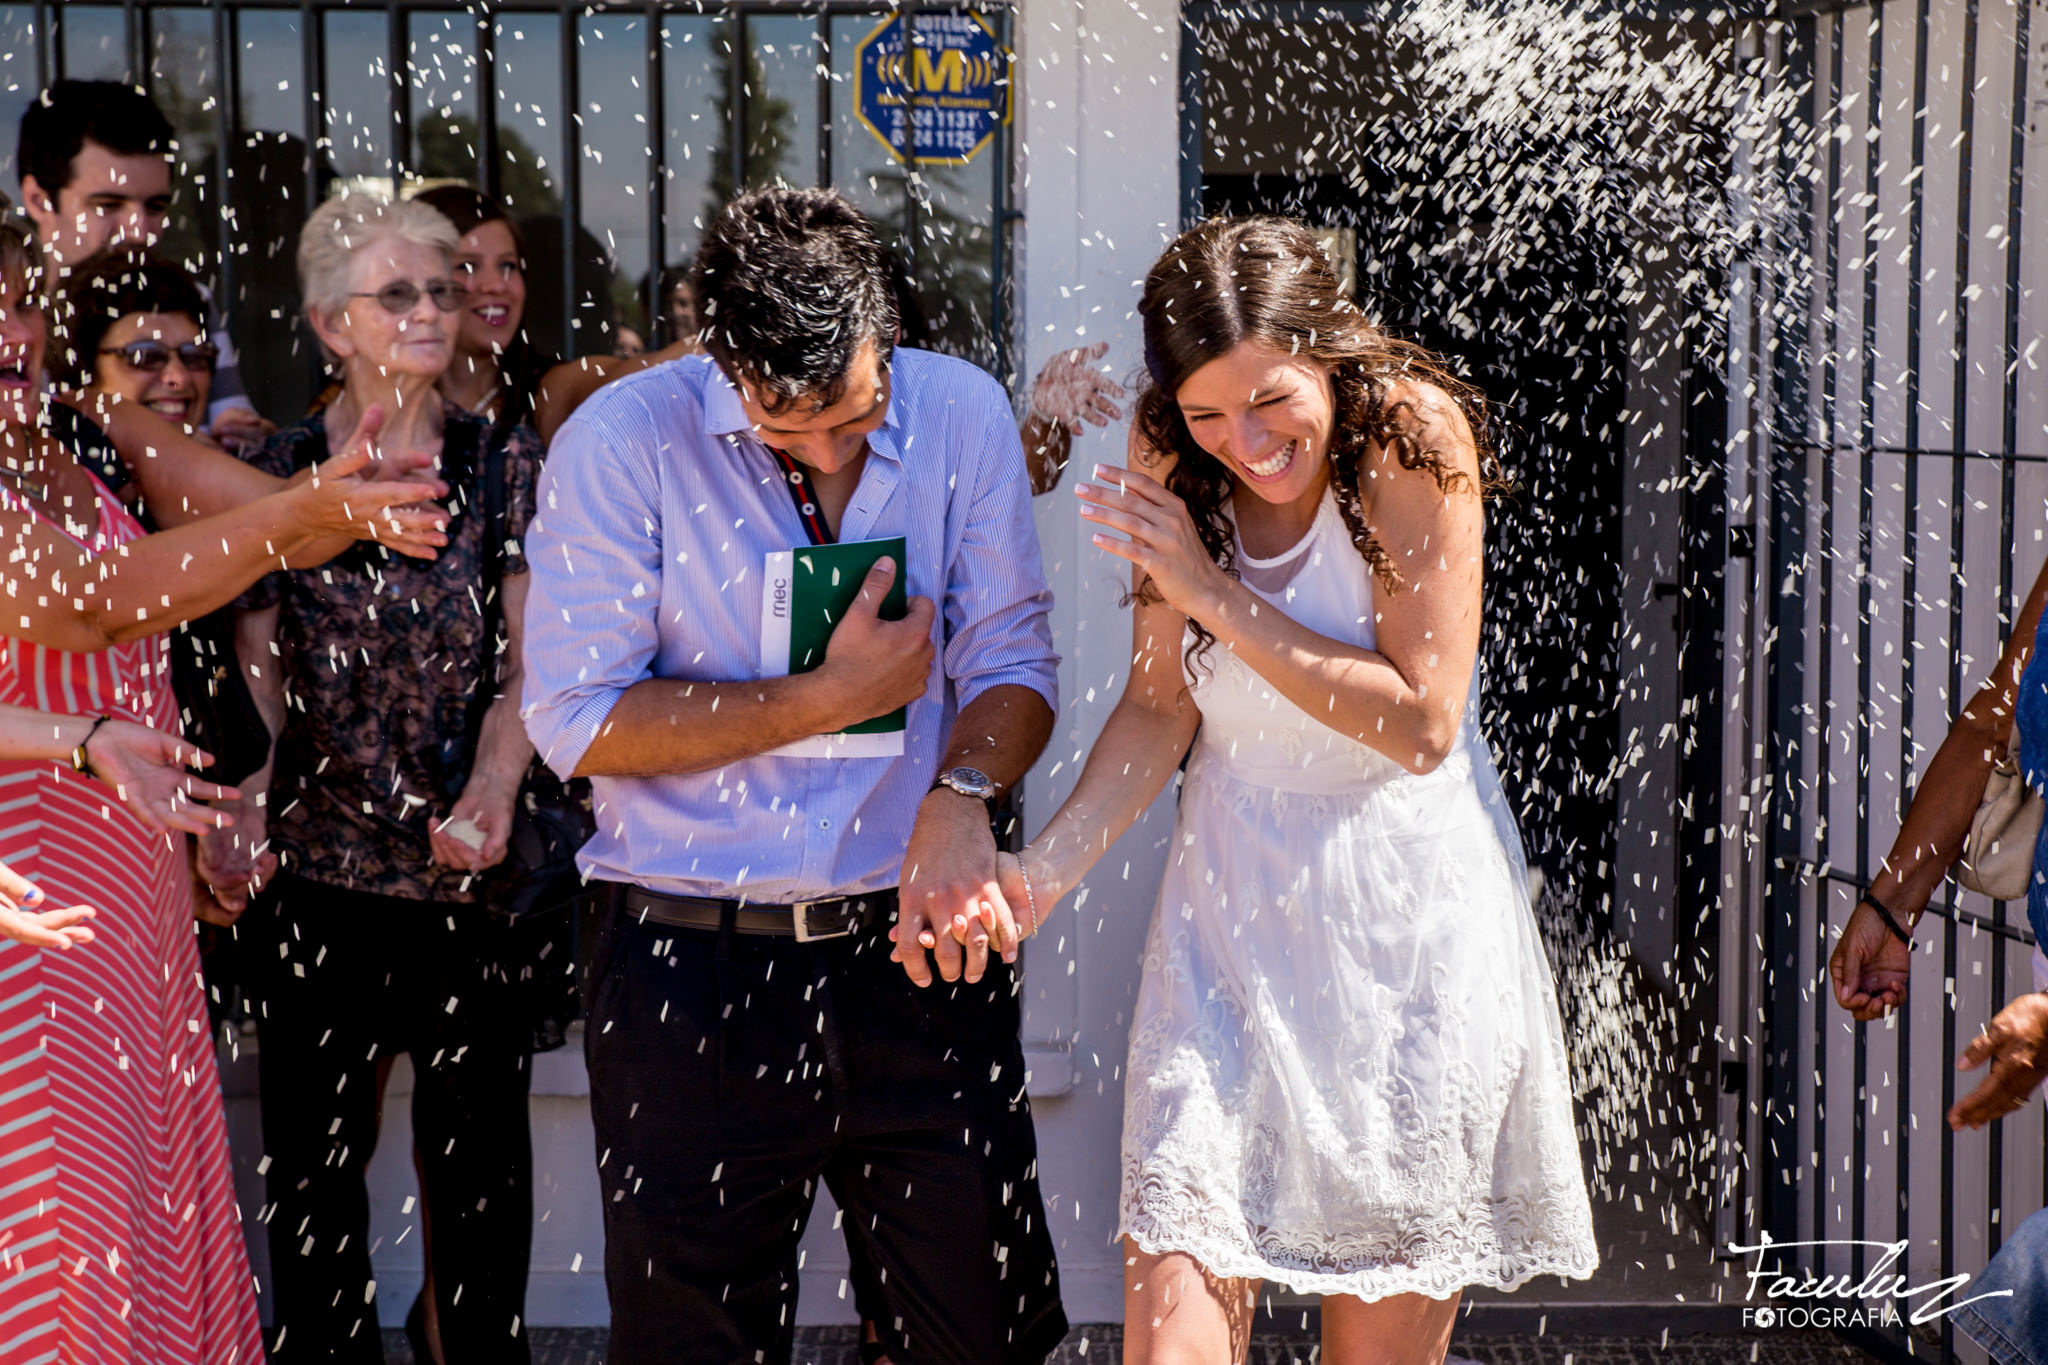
[1173,341,1335,507]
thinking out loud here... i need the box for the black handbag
[466,431,598,921]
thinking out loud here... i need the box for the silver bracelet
[1016,858,1041,940]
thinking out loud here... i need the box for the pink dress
[0,476,262,1363]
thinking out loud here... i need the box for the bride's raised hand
[1075,457,1225,618]
[0,858,94,950]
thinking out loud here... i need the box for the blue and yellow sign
[853,13,1011,166]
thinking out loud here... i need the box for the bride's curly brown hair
[1134,215,1500,671]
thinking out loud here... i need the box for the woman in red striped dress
[0,224,451,1364]
[0,609,263,1365]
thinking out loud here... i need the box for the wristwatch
[69,714,110,777]
[930,765,998,803]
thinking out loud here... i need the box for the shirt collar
[700,356,908,464]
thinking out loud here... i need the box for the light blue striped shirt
[519,348,1058,901]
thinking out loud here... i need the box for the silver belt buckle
[791,900,853,942]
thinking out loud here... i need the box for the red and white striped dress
[0,476,262,1363]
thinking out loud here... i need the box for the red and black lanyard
[766,445,835,546]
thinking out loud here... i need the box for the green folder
[759,536,910,757]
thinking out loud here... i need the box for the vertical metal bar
[477,8,499,201]
[2002,0,2035,1241]
[302,1,323,206]
[135,6,150,99]
[1178,3,1204,228]
[900,4,920,286]
[33,0,48,91]
[302,0,326,396]
[1852,0,1885,1287]
[989,5,1010,384]
[1894,0,1930,1307]
[1946,2,1981,1326]
[389,0,407,187]
[1765,11,1818,1253]
[816,11,833,189]
[214,0,235,357]
[562,0,581,357]
[647,0,666,339]
[728,4,746,197]
[1814,8,1844,1264]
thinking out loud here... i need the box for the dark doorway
[1188,2,1736,1243]
[1202,163,1630,949]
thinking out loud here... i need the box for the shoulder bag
[1958,730,2046,901]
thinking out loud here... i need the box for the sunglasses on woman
[350,279,470,316]
[99,339,220,373]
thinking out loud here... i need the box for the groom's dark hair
[692,187,899,416]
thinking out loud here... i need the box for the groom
[520,188,1067,1365]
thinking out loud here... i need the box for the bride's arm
[1077,384,1484,776]
[1019,583,1201,909]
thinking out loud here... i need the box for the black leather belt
[617,885,895,941]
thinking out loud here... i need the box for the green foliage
[415,114,560,216]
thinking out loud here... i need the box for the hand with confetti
[429,775,518,873]
[79,718,241,837]
[1951,993,2048,1129]
[291,403,452,559]
[1029,342,1126,436]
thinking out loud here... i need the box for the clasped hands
[892,792,1046,988]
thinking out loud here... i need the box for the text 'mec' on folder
[758,535,910,759]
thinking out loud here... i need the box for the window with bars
[5,1,1013,421]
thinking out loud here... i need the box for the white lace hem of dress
[1119,1179,1601,1301]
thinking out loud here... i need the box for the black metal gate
[1759,3,2048,1359]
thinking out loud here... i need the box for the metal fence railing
[1760,3,2048,1360]
[5,0,1014,419]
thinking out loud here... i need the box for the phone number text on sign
[853,12,1012,167]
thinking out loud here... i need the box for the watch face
[946,766,996,797]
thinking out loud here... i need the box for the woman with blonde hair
[965,217,1597,1364]
[232,192,544,1364]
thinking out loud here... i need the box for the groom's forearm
[931,684,1054,794]
[572,673,847,777]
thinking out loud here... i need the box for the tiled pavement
[381,1325,1887,1364]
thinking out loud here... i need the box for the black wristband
[1860,891,1915,947]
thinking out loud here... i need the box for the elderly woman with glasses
[231,192,544,1364]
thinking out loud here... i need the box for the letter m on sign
[914,47,967,93]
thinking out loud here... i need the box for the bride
[978,216,1597,1363]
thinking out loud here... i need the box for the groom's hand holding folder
[814,556,935,725]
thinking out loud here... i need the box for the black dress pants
[248,874,534,1363]
[587,887,1068,1365]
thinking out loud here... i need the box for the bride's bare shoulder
[1368,376,1480,488]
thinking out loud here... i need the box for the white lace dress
[1117,490,1599,1299]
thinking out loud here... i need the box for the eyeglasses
[99,339,219,373]
[349,279,470,316]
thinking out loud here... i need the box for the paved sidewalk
[383,1325,1886,1364]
